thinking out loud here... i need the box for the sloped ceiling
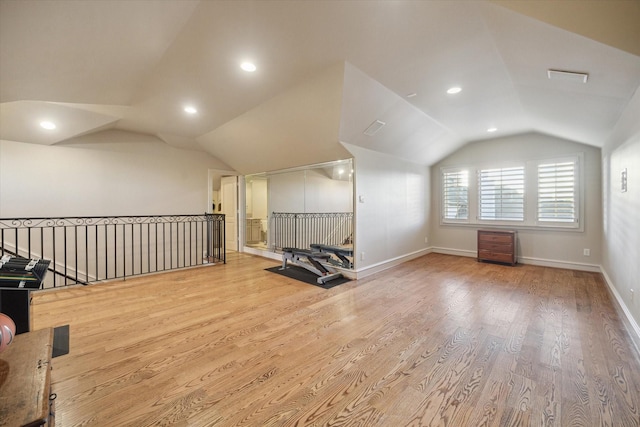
[198,63,350,173]
[1,1,639,174]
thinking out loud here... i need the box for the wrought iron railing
[0,213,225,289]
[270,212,353,252]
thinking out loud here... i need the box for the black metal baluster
[39,227,44,264]
[163,222,167,271]
[155,222,159,272]
[52,227,57,288]
[130,222,134,277]
[122,223,126,280]
[63,226,68,286]
[147,223,150,274]
[85,224,89,284]
[104,224,108,280]
[139,223,142,275]
[74,225,78,285]
[95,225,99,282]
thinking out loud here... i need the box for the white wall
[344,143,430,272]
[268,169,352,214]
[0,137,231,217]
[430,132,602,270]
[602,88,640,340]
[248,178,268,219]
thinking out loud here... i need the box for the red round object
[0,313,16,353]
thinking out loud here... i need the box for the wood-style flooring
[31,252,640,426]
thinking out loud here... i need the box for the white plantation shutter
[442,169,469,220]
[478,167,524,221]
[538,161,576,223]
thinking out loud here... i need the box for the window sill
[440,220,582,233]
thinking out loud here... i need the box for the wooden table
[0,328,54,427]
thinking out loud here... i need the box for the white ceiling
[1,0,639,174]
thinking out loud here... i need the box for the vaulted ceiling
[1,0,639,174]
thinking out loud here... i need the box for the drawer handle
[50,393,57,401]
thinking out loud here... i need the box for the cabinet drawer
[478,242,513,253]
[478,250,514,264]
[478,233,513,244]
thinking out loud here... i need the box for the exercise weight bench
[309,244,354,269]
[281,247,344,284]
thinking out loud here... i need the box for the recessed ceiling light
[184,106,198,114]
[240,62,257,72]
[447,87,462,94]
[40,121,56,130]
[487,127,498,133]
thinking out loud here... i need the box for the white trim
[353,248,431,279]
[243,246,281,261]
[431,247,600,272]
[441,167,470,223]
[439,152,584,231]
[600,267,640,353]
[431,247,476,258]
[517,256,600,272]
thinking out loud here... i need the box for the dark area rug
[52,324,70,358]
[265,265,350,289]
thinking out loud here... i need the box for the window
[537,160,577,224]
[440,154,581,230]
[478,167,524,221]
[442,169,469,221]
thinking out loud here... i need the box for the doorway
[221,175,238,251]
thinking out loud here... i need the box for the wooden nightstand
[477,229,516,266]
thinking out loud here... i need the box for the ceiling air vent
[547,69,588,83]
[363,120,386,136]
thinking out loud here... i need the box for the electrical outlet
[361,252,365,261]
[631,289,635,301]
[424,237,429,244]
[583,248,590,256]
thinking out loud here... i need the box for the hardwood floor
[31,253,640,426]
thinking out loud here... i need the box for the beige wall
[0,137,230,217]
[602,87,640,341]
[268,169,353,214]
[344,143,430,273]
[430,132,602,271]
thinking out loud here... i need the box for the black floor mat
[52,324,69,358]
[265,265,350,289]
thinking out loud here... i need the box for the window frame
[477,165,525,224]
[441,167,470,223]
[535,155,581,229]
[439,153,583,231]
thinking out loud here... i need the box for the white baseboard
[431,247,476,258]
[600,267,640,354]
[430,247,600,272]
[243,246,281,262]
[517,256,600,272]
[353,248,432,279]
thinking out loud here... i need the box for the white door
[221,176,238,251]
